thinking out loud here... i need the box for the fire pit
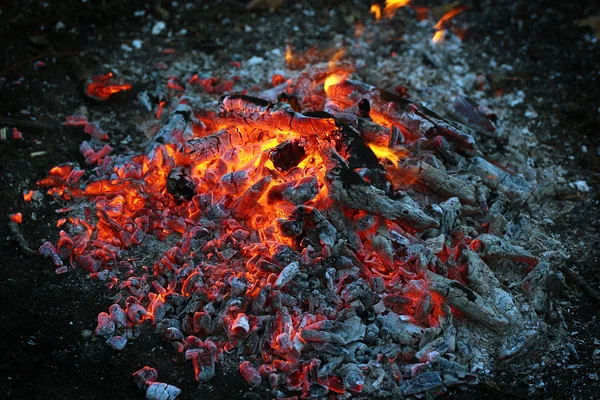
[2,1,599,399]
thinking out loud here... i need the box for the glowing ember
[10,212,23,224]
[324,50,352,96]
[23,190,35,202]
[370,4,381,20]
[35,58,545,398]
[86,72,132,101]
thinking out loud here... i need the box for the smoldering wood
[269,140,307,172]
[320,145,440,230]
[474,233,538,267]
[267,176,319,205]
[327,80,476,153]
[389,160,477,205]
[426,271,508,329]
[217,95,338,135]
[184,128,276,164]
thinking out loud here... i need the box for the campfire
[17,2,575,393]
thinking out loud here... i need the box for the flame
[433,4,468,30]
[432,29,444,44]
[432,4,468,43]
[324,50,351,96]
[384,0,411,17]
[370,4,381,20]
[285,45,293,66]
[371,1,411,20]
[367,143,407,164]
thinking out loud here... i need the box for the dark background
[1,1,599,399]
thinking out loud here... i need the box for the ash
[33,4,579,399]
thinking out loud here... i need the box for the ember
[86,72,132,101]
[31,52,564,398]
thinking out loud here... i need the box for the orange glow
[285,45,293,66]
[367,143,408,164]
[433,4,468,30]
[86,72,132,101]
[384,0,411,18]
[432,29,444,44]
[23,190,34,202]
[370,4,381,20]
[10,212,23,224]
[324,50,351,96]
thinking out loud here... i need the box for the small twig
[0,117,56,131]
[560,265,600,303]
[8,221,37,255]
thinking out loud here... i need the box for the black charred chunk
[277,92,301,112]
[166,167,196,201]
[357,98,370,118]
[269,140,307,172]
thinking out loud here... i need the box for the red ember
[86,72,132,101]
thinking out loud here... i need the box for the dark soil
[1,1,599,399]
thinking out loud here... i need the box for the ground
[0,0,599,399]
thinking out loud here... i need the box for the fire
[432,4,468,43]
[371,0,410,20]
[370,4,381,20]
[86,72,132,101]
[367,143,407,164]
[433,4,468,30]
[34,55,532,397]
[384,0,411,17]
[432,29,445,44]
[324,50,351,96]
[285,45,293,66]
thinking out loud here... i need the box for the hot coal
[34,61,563,399]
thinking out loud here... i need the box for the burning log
[217,95,337,135]
[327,80,476,153]
[321,145,439,230]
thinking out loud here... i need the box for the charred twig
[559,265,600,303]
[9,221,37,255]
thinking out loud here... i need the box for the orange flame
[367,143,408,164]
[432,30,444,44]
[384,0,411,17]
[434,5,468,30]
[324,50,351,96]
[370,4,381,20]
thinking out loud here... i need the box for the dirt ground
[1,1,599,399]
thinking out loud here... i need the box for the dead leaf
[579,15,600,39]
[246,0,283,12]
